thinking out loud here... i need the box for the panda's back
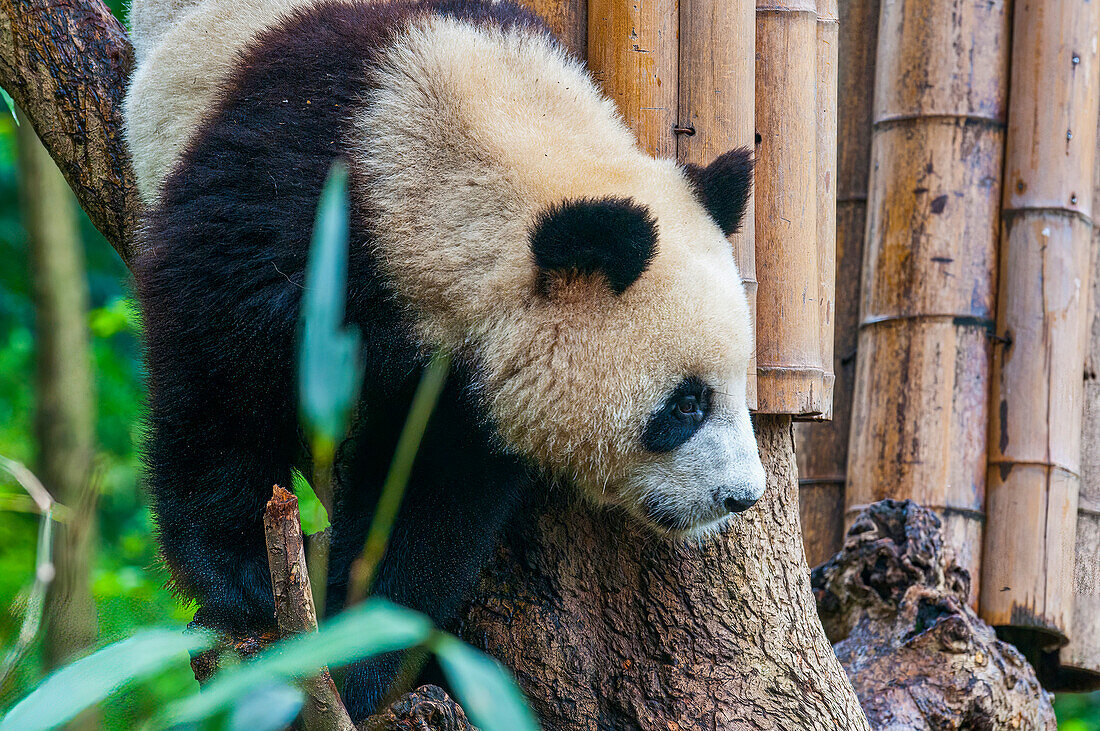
[126,0,549,204]
[127,0,655,349]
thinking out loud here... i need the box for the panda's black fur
[136,0,543,715]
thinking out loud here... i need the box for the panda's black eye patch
[642,377,712,453]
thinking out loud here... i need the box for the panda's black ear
[530,197,658,295]
[684,147,754,236]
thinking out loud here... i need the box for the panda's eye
[642,377,712,452]
[676,396,700,415]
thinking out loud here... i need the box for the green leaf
[1,89,18,126]
[291,469,329,534]
[89,296,141,338]
[228,681,304,731]
[432,635,540,731]
[1,629,212,731]
[298,160,362,443]
[161,599,432,726]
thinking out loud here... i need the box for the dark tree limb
[813,500,1056,730]
[0,0,138,264]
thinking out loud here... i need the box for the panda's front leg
[326,370,533,721]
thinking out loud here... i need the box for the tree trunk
[459,417,868,729]
[17,111,98,728]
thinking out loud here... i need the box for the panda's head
[481,147,766,536]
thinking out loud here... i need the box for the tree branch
[0,0,138,263]
[264,485,355,731]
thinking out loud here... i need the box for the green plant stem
[0,457,58,691]
[308,438,336,619]
[380,642,432,709]
[0,498,54,692]
[347,352,451,604]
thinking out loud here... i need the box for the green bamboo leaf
[1,89,18,126]
[291,468,329,534]
[160,599,432,726]
[299,159,362,444]
[1,629,212,731]
[432,634,540,731]
[227,681,304,731]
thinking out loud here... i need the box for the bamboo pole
[811,0,837,421]
[754,0,823,416]
[587,0,678,158]
[19,111,99,730]
[1057,131,1100,688]
[845,0,1011,597]
[678,0,757,408]
[795,0,879,567]
[522,0,586,58]
[979,0,1100,654]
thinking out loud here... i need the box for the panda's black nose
[724,495,759,514]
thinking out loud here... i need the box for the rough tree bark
[264,486,356,731]
[0,0,138,264]
[814,500,1056,729]
[460,417,867,729]
[18,109,99,731]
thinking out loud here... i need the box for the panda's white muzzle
[626,404,767,534]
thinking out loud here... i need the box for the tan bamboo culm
[979,0,1100,653]
[679,0,758,408]
[795,0,879,567]
[522,0,587,57]
[587,0,678,158]
[812,0,837,421]
[1059,124,1100,688]
[754,0,825,416]
[845,0,1011,597]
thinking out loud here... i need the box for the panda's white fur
[126,0,309,200]
[355,17,765,530]
[126,0,764,536]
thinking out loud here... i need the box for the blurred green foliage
[0,0,199,715]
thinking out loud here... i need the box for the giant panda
[125,0,767,718]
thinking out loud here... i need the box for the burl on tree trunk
[814,499,1056,729]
